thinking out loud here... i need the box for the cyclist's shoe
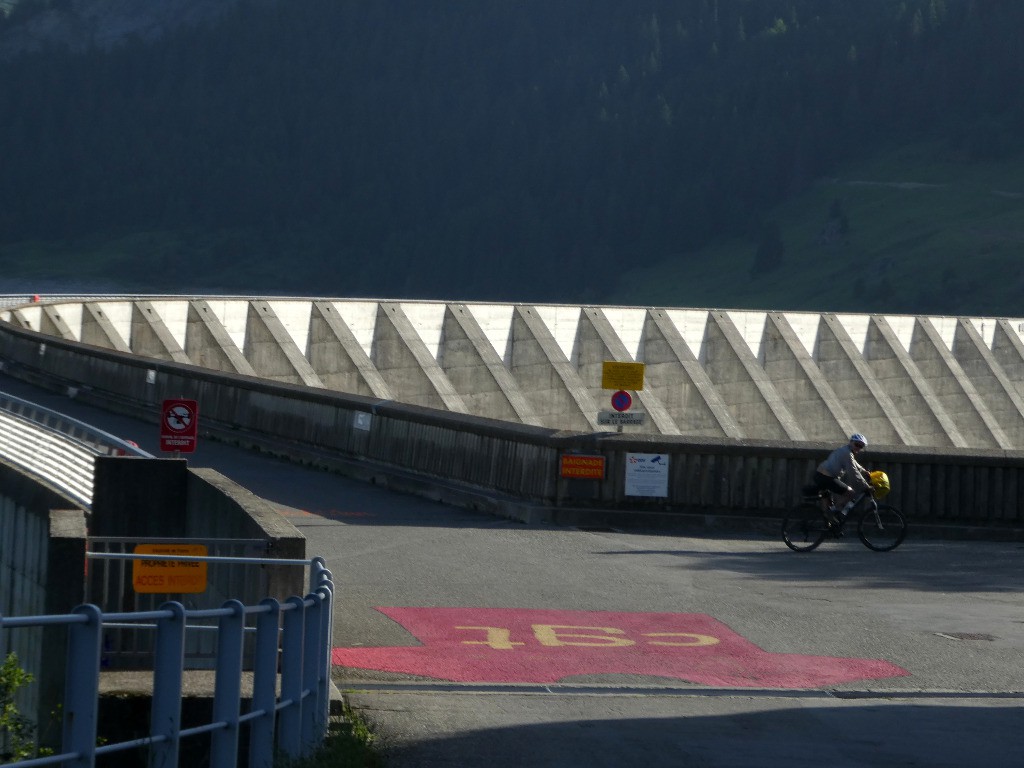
[824,507,841,528]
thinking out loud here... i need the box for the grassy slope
[3,145,1024,317]
[616,144,1024,319]
[0,229,275,295]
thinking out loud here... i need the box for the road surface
[3,373,1023,767]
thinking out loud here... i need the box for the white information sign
[597,411,647,426]
[625,453,669,498]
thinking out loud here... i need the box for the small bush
[0,652,45,762]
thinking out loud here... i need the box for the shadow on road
[592,536,1024,593]
[370,701,1024,768]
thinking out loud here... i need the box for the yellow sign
[133,544,208,594]
[601,361,645,391]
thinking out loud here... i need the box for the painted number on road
[332,608,909,688]
[456,625,717,648]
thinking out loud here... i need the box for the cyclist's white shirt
[817,445,869,487]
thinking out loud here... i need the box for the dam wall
[2,303,1023,535]
[4,297,1024,450]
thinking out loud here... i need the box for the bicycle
[782,480,907,552]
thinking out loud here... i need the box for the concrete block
[308,301,391,398]
[510,306,598,431]
[466,304,516,364]
[41,305,78,340]
[867,316,964,447]
[374,303,467,413]
[763,313,851,441]
[817,314,915,445]
[643,310,741,438]
[186,300,257,375]
[992,320,1024,400]
[10,306,41,331]
[130,301,192,364]
[910,317,1008,448]
[81,302,131,352]
[91,456,189,537]
[664,308,712,362]
[244,301,323,387]
[954,320,1024,446]
[703,312,804,440]
[442,304,542,426]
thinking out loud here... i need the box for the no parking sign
[160,398,198,453]
[611,390,632,412]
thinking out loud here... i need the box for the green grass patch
[0,228,291,294]
[278,701,382,768]
[617,143,1024,317]
[3,143,1023,316]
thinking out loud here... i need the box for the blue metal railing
[0,556,334,768]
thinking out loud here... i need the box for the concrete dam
[4,296,1024,451]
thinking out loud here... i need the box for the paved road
[4,373,1024,767]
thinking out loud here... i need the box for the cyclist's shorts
[813,471,849,495]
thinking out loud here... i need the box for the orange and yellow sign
[133,544,208,594]
[560,454,606,479]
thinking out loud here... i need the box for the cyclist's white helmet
[850,433,868,447]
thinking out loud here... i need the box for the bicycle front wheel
[857,504,907,552]
[782,502,829,552]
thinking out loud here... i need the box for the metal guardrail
[87,537,275,669]
[0,388,151,509]
[0,295,128,311]
[0,296,32,310]
[0,556,334,768]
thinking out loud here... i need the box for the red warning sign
[160,399,198,453]
[560,455,606,479]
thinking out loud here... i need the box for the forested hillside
[1,0,1022,308]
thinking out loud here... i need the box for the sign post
[160,398,198,454]
[600,362,646,433]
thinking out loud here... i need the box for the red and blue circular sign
[611,390,632,412]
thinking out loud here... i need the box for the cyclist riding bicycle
[813,433,873,526]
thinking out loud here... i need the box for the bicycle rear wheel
[782,502,829,552]
[857,504,907,552]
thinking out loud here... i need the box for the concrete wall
[91,457,306,602]
[7,298,1024,450]
[2,320,1022,535]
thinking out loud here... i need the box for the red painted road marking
[279,508,373,519]
[332,608,909,689]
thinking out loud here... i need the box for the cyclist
[813,433,873,526]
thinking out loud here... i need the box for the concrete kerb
[99,670,345,716]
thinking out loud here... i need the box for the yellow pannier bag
[869,470,891,498]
